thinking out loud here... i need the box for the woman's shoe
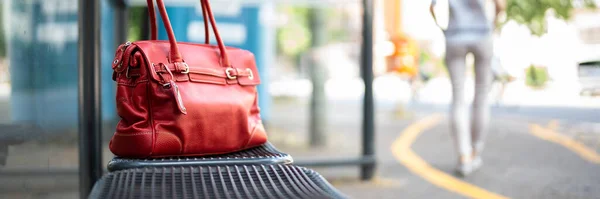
[455,156,483,177]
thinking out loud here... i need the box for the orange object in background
[383,0,420,78]
[387,34,419,78]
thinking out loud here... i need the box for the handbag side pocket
[243,91,268,149]
[109,76,154,158]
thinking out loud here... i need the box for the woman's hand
[430,2,443,30]
[493,0,506,30]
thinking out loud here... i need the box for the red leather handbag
[108,0,267,158]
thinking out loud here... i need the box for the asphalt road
[0,98,599,199]
[269,99,600,199]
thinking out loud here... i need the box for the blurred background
[1,0,600,198]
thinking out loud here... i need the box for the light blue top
[432,0,494,43]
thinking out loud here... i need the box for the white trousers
[445,37,493,157]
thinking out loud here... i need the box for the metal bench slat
[107,142,293,171]
[90,165,346,199]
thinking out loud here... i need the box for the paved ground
[267,99,600,199]
[1,95,600,198]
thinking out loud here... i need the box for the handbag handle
[146,0,231,67]
[147,0,210,44]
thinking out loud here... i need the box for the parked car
[578,60,600,96]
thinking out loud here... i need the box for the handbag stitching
[243,120,260,149]
[117,79,149,87]
[156,131,184,154]
[146,80,156,157]
[135,79,148,84]
[188,70,226,78]
[188,79,226,85]
[243,89,262,149]
[113,132,152,136]
[134,42,261,86]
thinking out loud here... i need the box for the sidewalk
[265,95,600,198]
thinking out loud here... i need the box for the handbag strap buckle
[181,63,190,74]
[225,68,237,80]
[157,63,175,87]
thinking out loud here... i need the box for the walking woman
[430,0,505,176]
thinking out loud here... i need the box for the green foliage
[275,6,352,60]
[525,65,549,88]
[127,7,146,41]
[276,7,312,59]
[505,0,597,36]
[0,2,6,57]
[322,8,351,43]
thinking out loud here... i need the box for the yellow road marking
[547,120,560,130]
[529,123,600,164]
[391,114,510,199]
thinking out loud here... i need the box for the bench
[89,143,347,199]
[107,142,293,172]
[0,124,47,166]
